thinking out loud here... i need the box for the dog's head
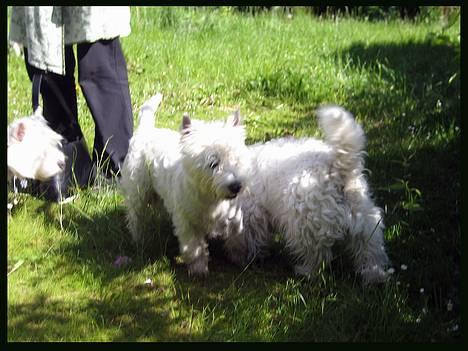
[7,114,66,181]
[179,110,249,201]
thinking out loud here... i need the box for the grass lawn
[7,7,460,341]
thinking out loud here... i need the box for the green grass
[7,7,460,341]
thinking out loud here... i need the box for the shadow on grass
[8,197,186,341]
[8,290,178,341]
[341,40,460,138]
[45,194,178,281]
[23,190,376,341]
[20,191,293,340]
[340,40,460,309]
[11,178,459,341]
[343,39,459,93]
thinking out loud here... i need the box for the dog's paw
[360,265,389,285]
[187,258,209,277]
[224,249,248,268]
[293,263,315,277]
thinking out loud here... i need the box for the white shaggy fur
[219,105,390,284]
[8,108,65,182]
[120,94,249,276]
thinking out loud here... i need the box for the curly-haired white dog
[8,108,65,183]
[120,94,248,276]
[218,106,390,284]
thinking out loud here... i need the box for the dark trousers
[24,38,133,177]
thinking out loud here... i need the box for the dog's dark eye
[208,157,219,169]
[209,160,219,169]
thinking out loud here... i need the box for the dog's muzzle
[226,181,243,199]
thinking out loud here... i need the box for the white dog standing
[120,94,249,276]
[220,106,390,284]
[8,108,66,183]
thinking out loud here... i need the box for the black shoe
[30,175,74,203]
[10,177,73,203]
[13,137,95,203]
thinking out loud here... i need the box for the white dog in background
[8,108,66,183]
[218,106,390,284]
[120,94,249,276]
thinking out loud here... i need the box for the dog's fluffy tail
[137,93,163,132]
[316,105,366,178]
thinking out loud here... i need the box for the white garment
[9,6,131,75]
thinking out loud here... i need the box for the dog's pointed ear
[13,122,26,142]
[226,109,241,127]
[181,113,192,135]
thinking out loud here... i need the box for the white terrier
[120,94,249,276]
[219,106,390,284]
[8,108,66,183]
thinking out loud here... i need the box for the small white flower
[13,198,19,205]
[400,264,408,271]
[447,300,453,312]
[452,324,459,332]
[7,203,13,210]
[144,278,154,287]
[387,267,395,274]
[416,317,421,323]
[420,288,424,293]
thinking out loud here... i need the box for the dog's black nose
[58,160,66,170]
[228,181,242,195]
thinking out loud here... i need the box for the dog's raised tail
[137,93,163,131]
[316,105,366,177]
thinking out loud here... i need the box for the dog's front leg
[174,220,209,276]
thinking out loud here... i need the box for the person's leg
[77,38,133,177]
[23,47,94,201]
[24,46,83,142]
